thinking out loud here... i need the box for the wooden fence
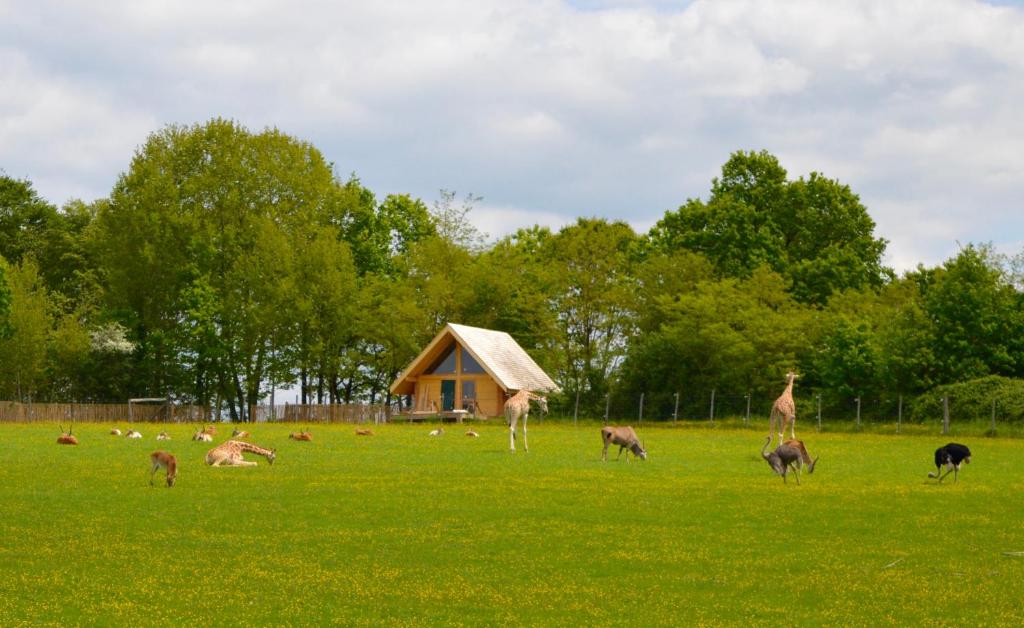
[0,401,390,424]
[0,401,211,423]
[250,403,390,424]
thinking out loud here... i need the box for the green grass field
[1,421,1023,626]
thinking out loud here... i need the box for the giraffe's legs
[522,413,528,453]
[509,416,518,451]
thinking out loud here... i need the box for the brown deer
[57,424,78,445]
[149,451,178,487]
[156,431,171,441]
[110,428,122,436]
[355,429,374,436]
[192,425,215,442]
[601,426,647,461]
[231,428,251,439]
[782,439,819,474]
[289,429,313,441]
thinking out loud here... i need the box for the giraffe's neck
[233,441,273,456]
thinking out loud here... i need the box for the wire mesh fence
[546,388,1020,436]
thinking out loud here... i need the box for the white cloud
[2,0,1023,270]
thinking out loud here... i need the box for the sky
[2,0,1023,272]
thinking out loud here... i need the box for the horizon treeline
[2,118,1022,421]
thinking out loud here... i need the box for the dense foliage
[2,120,1023,420]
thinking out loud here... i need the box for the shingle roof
[389,323,560,394]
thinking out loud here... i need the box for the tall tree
[99,118,338,416]
[648,150,889,304]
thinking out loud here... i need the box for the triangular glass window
[460,349,486,374]
[426,344,457,374]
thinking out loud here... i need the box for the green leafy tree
[544,218,638,413]
[100,118,339,417]
[0,261,53,400]
[648,150,889,304]
[919,245,1023,382]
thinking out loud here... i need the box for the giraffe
[205,440,276,466]
[769,372,798,446]
[504,390,548,452]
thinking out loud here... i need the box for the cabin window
[460,349,486,374]
[426,344,457,374]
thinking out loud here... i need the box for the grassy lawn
[1,421,1022,626]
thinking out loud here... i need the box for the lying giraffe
[205,440,276,467]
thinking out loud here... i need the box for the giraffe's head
[266,449,276,465]
[536,396,548,414]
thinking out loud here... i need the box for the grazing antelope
[125,429,142,439]
[57,424,78,445]
[110,428,122,436]
[601,426,647,461]
[782,439,819,474]
[504,390,548,452]
[205,440,276,466]
[465,430,479,437]
[156,431,171,441]
[289,429,313,441]
[428,428,444,437]
[149,451,178,487]
[355,429,374,436]
[761,436,804,485]
[929,443,971,483]
[231,428,251,439]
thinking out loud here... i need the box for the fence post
[816,394,822,432]
[855,396,861,430]
[897,395,903,434]
[638,393,644,423]
[709,389,715,424]
[673,392,679,424]
[942,396,950,435]
[744,392,751,426]
[604,393,610,426]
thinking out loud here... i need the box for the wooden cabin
[390,323,559,419]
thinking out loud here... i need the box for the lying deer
[355,429,374,436]
[110,428,122,436]
[192,426,215,442]
[289,430,313,441]
[149,451,177,487]
[126,429,143,439]
[231,428,251,439]
[156,431,171,441]
[57,424,78,445]
[601,426,647,461]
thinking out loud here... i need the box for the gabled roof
[389,323,560,395]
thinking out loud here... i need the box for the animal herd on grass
[51,371,973,488]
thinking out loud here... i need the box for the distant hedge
[910,376,1024,423]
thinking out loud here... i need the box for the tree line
[2,118,1022,422]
